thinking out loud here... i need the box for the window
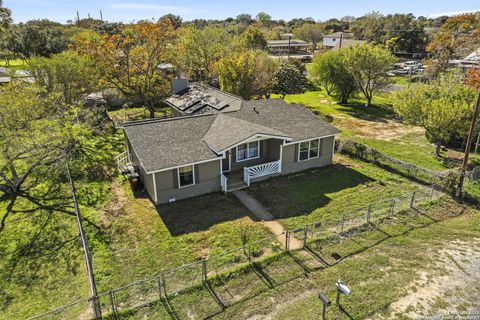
[298,139,321,161]
[236,141,260,162]
[178,165,194,188]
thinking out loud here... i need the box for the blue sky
[5,0,480,23]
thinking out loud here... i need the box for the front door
[222,151,231,173]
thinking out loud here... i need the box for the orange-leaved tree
[73,20,177,118]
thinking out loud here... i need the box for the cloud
[108,2,200,14]
[428,9,480,18]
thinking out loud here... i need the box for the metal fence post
[303,225,308,249]
[340,212,345,233]
[157,274,166,300]
[202,258,207,284]
[410,191,416,209]
[285,231,290,251]
[390,199,396,216]
[366,204,372,223]
[109,290,117,319]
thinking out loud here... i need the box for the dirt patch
[336,116,425,141]
[388,239,480,318]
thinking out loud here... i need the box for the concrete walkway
[233,190,304,250]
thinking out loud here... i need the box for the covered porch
[220,138,284,192]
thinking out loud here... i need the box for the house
[117,99,341,204]
[267,39,313,56]
[450,47,480,70]
[323,32,366,50]
[323,32,354,48]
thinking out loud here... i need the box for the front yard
[249,155,423,229]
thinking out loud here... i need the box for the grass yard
[90,179,274,294]
[215,200,480,320]
[108,107,172,124]
[0,58,25,68]
[278,87,480,171]
[248,155,424,229]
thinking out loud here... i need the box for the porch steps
[227,181,248,192]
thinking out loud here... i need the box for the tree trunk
[366,95,372,107]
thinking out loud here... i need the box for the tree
[5,20,69,57]
[0,0,11,31]
[310,50,357,104]
[393,73,476,156]
[74,20,176,118]
[177,25,232,82]
[240,26,267,50]
[236,14,253,28]
[272,62,308,98]
[215,50,276,99]
[343,44,396,106]
[294,23,324,50]
[159,14,183,29]
[27,51,100,105]
[426,14,480,76]
[0,81,99,231]
[256,12,271,27]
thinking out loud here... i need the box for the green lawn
[0,58,25,68]
[249,155,424,229]
[108,107,171,124]
[216,200,480,320]
[90,180,274,294]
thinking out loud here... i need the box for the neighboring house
[117,98,341,204]
[267,39,313,56]
[323,32,354,48]
[450,47,480,70]
[0,67,11,85]
[323,32,366,50]
[164,79,244,116]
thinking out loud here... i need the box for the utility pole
[76,11,80,23]
[339,32,343,50]
[456,90,480,197]
[287,35,291,59]
[65,160,102,319]
[100,10,103,21]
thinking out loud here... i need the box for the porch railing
[115,150,132,172]
[221,173,228,193]
[244,160,281,186]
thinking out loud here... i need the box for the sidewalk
[233,190,304,250]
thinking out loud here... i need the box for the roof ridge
[117,112,216,128]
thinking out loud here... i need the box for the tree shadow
[335,102,397,123]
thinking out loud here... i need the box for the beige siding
[281,136,335,175]
[153,160,221,204]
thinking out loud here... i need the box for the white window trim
[177,165,195,188]
[236,141,260,162]
[298,138,321,162]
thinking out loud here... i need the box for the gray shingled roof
[121,98,340,172]
[123,115,218,173]
[203,113,289,153]
[231,99,341,142]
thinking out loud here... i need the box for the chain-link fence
[28,184,447,320]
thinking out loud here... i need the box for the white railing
[244,160,281,187]
[221,173,228,193]
[115,150,132,171]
